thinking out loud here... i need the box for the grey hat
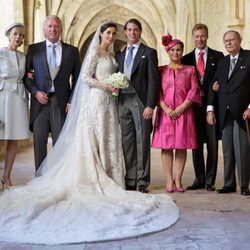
[5,22,25,36]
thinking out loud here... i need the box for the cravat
[126,46,135,67]
[197,50,205,79]
[228,57,236,77]
[49,44,57,68]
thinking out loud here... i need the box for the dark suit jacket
[207,48,250,131]
[115,43,159,108]
[24,41,81,131]
[182,47,224,138]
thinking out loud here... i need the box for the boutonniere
[240,65,246,69]
[141,55,145,58]
[211,63,215,66]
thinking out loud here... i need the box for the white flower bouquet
[106,72,129,99]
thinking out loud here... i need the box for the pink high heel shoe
[174,181,185,193]
[165,187,175,193]
[175,186,185,193]
[165,182,175,193]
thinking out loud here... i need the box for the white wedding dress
[0,37,179,245]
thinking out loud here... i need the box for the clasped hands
[165,105,184,120]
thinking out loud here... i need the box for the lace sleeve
[81,50,107,91]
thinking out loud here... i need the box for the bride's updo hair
[99,21,117,41]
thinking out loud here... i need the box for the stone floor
[0,143,250,250]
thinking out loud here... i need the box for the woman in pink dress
[152,33,202,193]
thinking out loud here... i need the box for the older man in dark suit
[25,15,80,171]
[207,30,250,196]
[116,18,159,193]
[182,23,224,191]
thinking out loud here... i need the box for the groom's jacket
[116,43,159,109]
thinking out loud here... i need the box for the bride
[0,21,179,244]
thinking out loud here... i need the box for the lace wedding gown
[0,50,179,244]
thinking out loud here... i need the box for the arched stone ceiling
[20,0,197,63]
[54,0,165,49]
[5,0,249,65]
[49,0,181,63]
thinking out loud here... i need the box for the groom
[116,18,159,193]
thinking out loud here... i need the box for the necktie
[126,46,135,67]
[49,44,57,68]
[228,57,236,77]
[197,50,205,79]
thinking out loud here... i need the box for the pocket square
[141,55,145,58]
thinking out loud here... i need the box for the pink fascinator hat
[162,33,183,51]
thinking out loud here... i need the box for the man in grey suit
[25,15,80,171]
[116,18,159,193]
[207,30,250,195]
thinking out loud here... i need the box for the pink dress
[152,65,202,149]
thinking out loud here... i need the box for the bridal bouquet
[106,72,129,99]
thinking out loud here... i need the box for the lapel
[119,47,126,72]
[131,43,146,75]
[54,41,66,79]
[41,41,50,77]
[228,49,245,80]
[203,48,214,82]
[190,49,202,85]
[220,55,230,84]
[190,49,197,66]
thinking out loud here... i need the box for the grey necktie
[126,46,135,67]
[49,44,57,68]
[228,57,236,77]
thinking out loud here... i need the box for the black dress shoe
[138,186,149,193]
[241,187,250,196]
[186,181,205,190]
[206,184,216,191]
[216,186,236,193]
[126,184,136,191]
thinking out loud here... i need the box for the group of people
[0,16,159,194]
[181,24,250,196]
[0,14,249,244]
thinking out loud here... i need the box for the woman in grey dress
[0,22,29,190]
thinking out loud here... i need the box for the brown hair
[192,23,208,36]
[100,22,117,33]
[99,22,117,42]
[124,18,142,31]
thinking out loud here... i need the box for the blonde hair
[43,15,62,30]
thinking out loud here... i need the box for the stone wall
[0,0,249,154]
[1,0,249,62]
